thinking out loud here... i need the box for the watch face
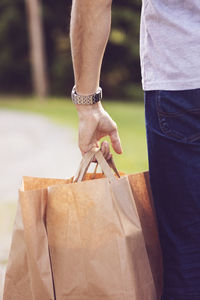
[94,94,99,102]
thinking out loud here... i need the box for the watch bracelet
[71,86,102,105]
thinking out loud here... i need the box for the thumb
[109,128,123,154]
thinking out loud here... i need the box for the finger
[80,143,99,159]
[95,141,100,149]
[107,153,112,161]
[109,128,123,154]
[79,140,99,156]
[104,141,111,160]
[100,142,105,157]
[100,141,108,158]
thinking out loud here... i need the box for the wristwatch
[71,86,102,105]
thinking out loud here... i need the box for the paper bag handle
[74,148,120,183]
[74,148,99,182]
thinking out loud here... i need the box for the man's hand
[70,0,119,158]
[77,102,122,159]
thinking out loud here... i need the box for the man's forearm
[70,0,112,95]
[70,0,122,156]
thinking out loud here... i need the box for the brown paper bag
[128,172,163,299]
[3,189,55,300]
[3,149,161,300]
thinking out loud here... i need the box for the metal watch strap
[71,86,102,105]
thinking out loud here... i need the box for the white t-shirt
[140,0,200,91]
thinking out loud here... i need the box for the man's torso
[140,0,200,91]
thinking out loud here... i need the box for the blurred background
[0,0,148,296]
[0,0,142,98]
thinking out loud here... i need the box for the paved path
[0,109,81,298]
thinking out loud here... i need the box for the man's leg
[145,90,200,300]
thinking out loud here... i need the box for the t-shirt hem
[142,79,200,91]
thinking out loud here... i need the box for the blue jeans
[145,90,200,300]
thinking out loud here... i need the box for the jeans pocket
[156,90,200,144]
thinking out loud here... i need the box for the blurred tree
[0,0,142,100]
[42,0,73,97]
[0,0,31,93]
[104,0,142,99]
[25,0,49,98]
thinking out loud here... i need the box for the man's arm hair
[70,0,112,95]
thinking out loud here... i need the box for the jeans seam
[158,108,200,117]
[146,120,200,146]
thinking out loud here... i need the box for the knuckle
[113,122,118,130]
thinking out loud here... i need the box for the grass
[0,96,148,173]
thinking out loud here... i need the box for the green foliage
[0,0,142,100]
[103,0,142,99]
